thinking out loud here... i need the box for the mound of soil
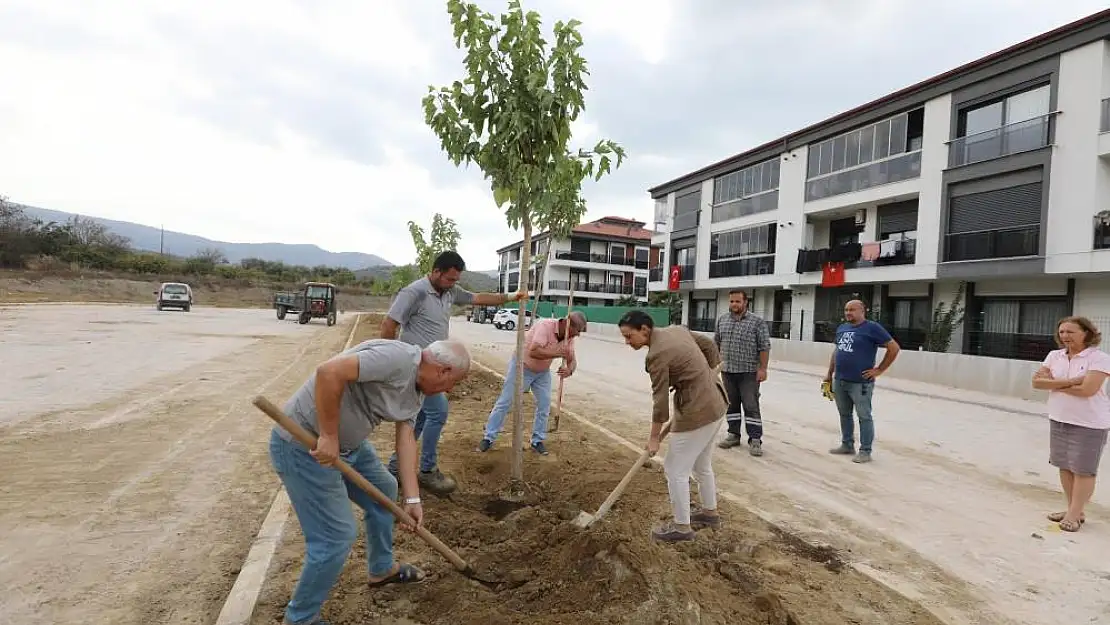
[252,360,942,625]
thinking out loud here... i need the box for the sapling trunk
[509,215,532,490]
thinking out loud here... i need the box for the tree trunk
[510,215,532,489]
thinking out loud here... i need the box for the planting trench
[249,333,944,625]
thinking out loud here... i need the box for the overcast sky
[1,1,1106,269]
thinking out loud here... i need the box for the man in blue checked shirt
[714,289,771,457]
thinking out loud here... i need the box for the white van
[155,282,194,312]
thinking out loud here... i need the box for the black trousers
[722,372,763,441]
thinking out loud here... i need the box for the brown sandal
[1047,511,1085,524]
[1059,518,1083,532]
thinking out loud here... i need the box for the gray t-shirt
[387,277,475,348]
[278,339,425,452]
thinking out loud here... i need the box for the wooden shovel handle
[252,395,470,571]
[588,420,673,524]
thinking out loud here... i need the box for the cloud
[0,0,1107,269]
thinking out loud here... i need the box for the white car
[155,282,193,312]
[492,308,533,330]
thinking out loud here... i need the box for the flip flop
[368,562,426,588]
[1047,511,1085,524]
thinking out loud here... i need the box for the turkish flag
[668,265,681,291]
[821,261,846,287]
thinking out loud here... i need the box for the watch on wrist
[404,497,421,505]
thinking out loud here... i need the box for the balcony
[711,190,779,223]
[688,318,716,332]
[552,250,647,269]
[795,238,917,272]
[944,225,1039,262]
[948,114,1051,168]
[673,211,699,232]
[547,280,634,296]
[708,255,775,279]
[805,151,921,202]
[649,266,664,281]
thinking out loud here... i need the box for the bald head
[844,299,867,324]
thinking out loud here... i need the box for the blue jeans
[483,356,552,445]
[833,379,875,452]
[269,429,398,625]
[387,392,448,474]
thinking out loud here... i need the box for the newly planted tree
[408,213,462,274]
[424,0,625,489]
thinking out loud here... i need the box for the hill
[17,204,392,269]
[354,265,498,293]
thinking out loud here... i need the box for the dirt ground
[251,320,943,625]
[0,269,392,311]
[0,304,358,624]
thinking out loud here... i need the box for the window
[709,223,777,278]
[674,188,701,231]
[654,198,668,227]
[689,297,718,332]
[806,109,923,180]
[1096,212,1110,250]
[952,85,1051,167]
[634,276,648,296]
[712,158,780,205]
[673,246,696,281]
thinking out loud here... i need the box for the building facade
[496,216,660,306]
[648,9,1110,361]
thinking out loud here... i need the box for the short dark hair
[618,309,654,330]
[432,251,466,273]
[728,289,748,301]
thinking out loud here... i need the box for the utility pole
[159,224,164,256]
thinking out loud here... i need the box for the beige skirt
[1049,419,1109,476]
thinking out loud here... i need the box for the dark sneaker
[718,433,743,449]
[749,439,764,457]
[853,451,872,464]
[418,468,457,495]
[652,523,696,543]
[531,441,549,456]
[829,444,855,455]
[477,438,493,452]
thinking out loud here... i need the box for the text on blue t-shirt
[834,320,893,383]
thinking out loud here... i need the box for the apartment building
[648,9,1110,361]
[496,216,660,306]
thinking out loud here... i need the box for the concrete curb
[214,313,363,625]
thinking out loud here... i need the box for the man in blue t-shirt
[822,299,901,463]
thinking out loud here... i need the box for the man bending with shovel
[618,310,728,543]
[269,337,471,625]
[477,311,587,455]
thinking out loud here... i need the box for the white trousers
[663,417,723,525]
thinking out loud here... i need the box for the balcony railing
[547,280,634,295]
[796,238,916,272]
[688,318,716,332]
[648,266,664,281]
[1102,98,1110,133]
[712,190,778,223]
[708,255,775,279]
[553,250,642,268]
[948,114,1051,168]
[944,225,1039,262]
[673,211,699,232]
[805,151,921,202]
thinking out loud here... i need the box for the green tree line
[0,197,390,292]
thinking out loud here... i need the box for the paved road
[450,318,1110,625]
[0,304,356,625]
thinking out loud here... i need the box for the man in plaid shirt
[714,289,771,456]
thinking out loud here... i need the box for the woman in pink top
[1032,316,1110,532]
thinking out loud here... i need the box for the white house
[648,9,1110,362]
[496,216,662,307]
